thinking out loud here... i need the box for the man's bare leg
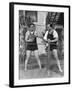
[34,50,41,69]
[25,50,31,71]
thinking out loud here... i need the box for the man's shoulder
[26,31,30,35]
[53,29,58,37]
[53,29,58,34]
[45,30,49,34]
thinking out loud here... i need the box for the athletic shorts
[50,44,58,51]
[26,42,38,51]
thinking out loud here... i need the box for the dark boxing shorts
[26,42,38,51]
[50,44,58,51]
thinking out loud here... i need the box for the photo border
[9,2,70,88]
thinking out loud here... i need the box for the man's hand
[48,39,52,43]
[27,39,33,42]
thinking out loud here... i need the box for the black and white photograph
[9,2,70,87]
[19,10,64,79]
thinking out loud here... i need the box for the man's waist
[50,41,58,45]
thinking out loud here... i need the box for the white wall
[36,11,48,54]
[38,11,47,25]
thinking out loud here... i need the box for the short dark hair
[46,23,53,28]
[49,23,53,28]
[29,23,35,27]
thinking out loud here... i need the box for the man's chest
[47,33,54,40]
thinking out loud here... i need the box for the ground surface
[19,54,64,79]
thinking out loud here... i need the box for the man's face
[30,25,35,32]
[47,24,53,33]
[47,24,50,30]
[47,24,51,31]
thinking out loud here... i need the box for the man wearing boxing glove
[44,24,62,72]
[24,23,41,70]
